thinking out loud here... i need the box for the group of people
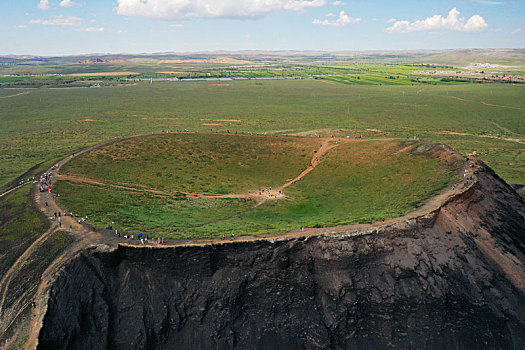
[452,160,476,190]
[257,187,282,199]
[115,227,165,245]
[39,172,54,192]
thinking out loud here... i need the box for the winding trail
[0,182,30,199]
[436,130,525,145]
[447,94,525,112]
[0,91,31,99]
[481,101,525,111]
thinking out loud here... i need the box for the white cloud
[170,23,183,28]
[16,25,28,29]
[78,27,105,32]
[331,1,346,5]
[116,0,327,20]
[386,18,396,23]
[37,0,50,11]
[512,28,522,35]
[472,0,503,4]
[387,8,488,33]
[325,12,336,17]
[313,10,360,26]
[60,0,77,7]
[29,15,83,26]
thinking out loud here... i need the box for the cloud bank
[116,0,327,20]
[37,0,50,11]
[29,15,83,26]
[60,0,78,8]
[78,27,105,32]
[313,10,361,27]
[387,8,488,33]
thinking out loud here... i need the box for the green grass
[0,185,49,277]
[1,79,524,187]
[53,136,456,238]
[61,133,318,194]
[17,335,28,349]
[190,140,456,236]
[54,181,254,238]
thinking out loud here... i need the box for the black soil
[37,164,525,350]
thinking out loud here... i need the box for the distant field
[68,72,140,77]
[53,135,457,238]
[0,79,523,187]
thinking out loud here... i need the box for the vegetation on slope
[0,185,49,277]
[60,133,317,194]
[54,137,455,238]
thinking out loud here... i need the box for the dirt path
[448,95,466,102]
[482,101,525,111]
[0,182,31,199]
[280,141,339,190]
[447,94,525,112]
[56,174,261,200]
[0,91,31,99]
[436,130,525,145]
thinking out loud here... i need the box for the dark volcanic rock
[37,165,525,350]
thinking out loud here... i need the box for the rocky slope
[37,164,525,350]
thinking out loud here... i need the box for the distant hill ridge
[1,48,524,66]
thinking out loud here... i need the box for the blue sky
[2,0,524,55]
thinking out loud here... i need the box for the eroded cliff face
[37,165,525,350]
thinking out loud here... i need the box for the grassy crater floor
[54,133,458,238]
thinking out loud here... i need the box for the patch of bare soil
[200,118,242,122]
[68,72,139,77]
[0,91,31,99]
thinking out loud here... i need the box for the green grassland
[60,133,318,194]
[191,140,456,236]
[53,137,456,238]
[54,181,253,236]
[1,79,523,187]
[0,185,49,277]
